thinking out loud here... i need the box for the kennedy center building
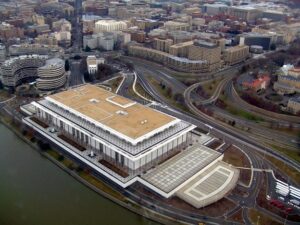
[24,84,196,187]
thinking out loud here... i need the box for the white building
[94,20,127,33]
[24,84,195,186]
[86,56,104,74]
[52,19,72,32]
[54,31,71,42]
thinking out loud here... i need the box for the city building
[52,19,72,32]
[36,58,67,91]
[54,31,72,47]
[229,6,261,23]
[1,55,48,88]
[287,97,300,115]
[202,3,228,16]
[238,33,273,50]
[249,45,263,54]
[9,44,62,56]
[82,15,102,34]
[274,65,300,94]
[0,45,6,64]
[127,30,146,43]
[242,74,271,92]
[86,56,104,74]
[169,41,194,58]
[153,38,174,53]
[128,45,210,73]
[35,34,58,46]
[32,14,45,26]
[223,45,249,65]
[164,21,190,32]
[188,40,221,71]
[94,20,127,33]
[0,22,24,42]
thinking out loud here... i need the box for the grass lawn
[263,153,300,185]
[0,90,12,102]
[227,106,264,122]
[201,79,222,96]
[269,144,300,164]
[78,171,124,201]
[147,77,189,112]
[128,81,154,102]
[248,208,282,225]
[104,75,123,93]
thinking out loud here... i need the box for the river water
[0,123,159,225]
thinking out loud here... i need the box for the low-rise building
[52,19,72,32]
[287,97,300,115]
[128,45,210,73]
[164,21,190,32]
[94,20,127,33]
[169,41,194,58]
[223,45,249,65]
[242,74,270,92]
[86,56,104,74]
[274,65,300,94]
[154,38,174,53]
[0,22,24,42]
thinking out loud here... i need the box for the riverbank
[0,111,190,225]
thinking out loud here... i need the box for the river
[0,123,159,225]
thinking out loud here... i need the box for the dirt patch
[228,209,244,224]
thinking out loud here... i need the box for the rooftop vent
[116,110,128,116]
[89,98,99,103]
[140,119,148,125]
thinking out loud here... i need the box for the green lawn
[269,144,300,164]
[227,106,264,122]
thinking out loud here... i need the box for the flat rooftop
[176,161,239,208]
[141,144,221,194]
[47,84,178,144]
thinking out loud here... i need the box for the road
[69,60,84,86]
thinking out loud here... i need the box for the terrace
[141,144,222,196]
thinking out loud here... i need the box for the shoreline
[0,114,190,225]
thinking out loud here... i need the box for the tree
[64,59,70,71]
[166,87,173,97]
[79,57,88,74]
[270,43,277,51]
[94,64,114,80]
[173,93,184,104]
[85,45,91,52]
